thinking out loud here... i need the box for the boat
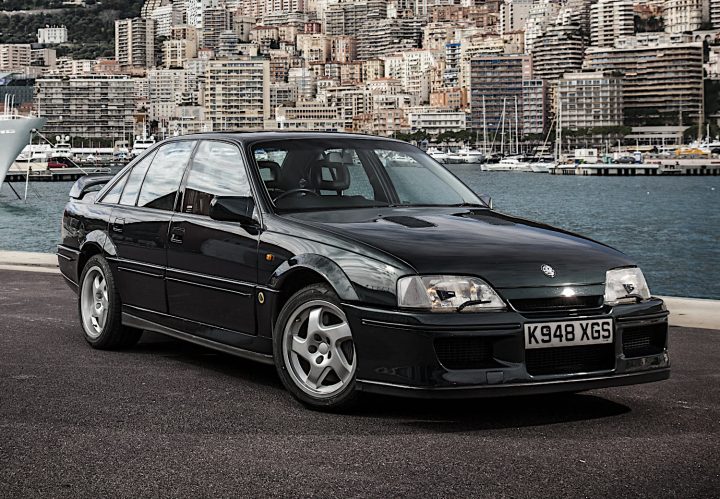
[426,147,450,163]
[130,126,156,157]
[0,95,47,191]
[498,156,531,172]
[529,162,554,173]
[447,147,485,164]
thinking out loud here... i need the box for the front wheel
[273,284,359,411]
[78,255,142,349]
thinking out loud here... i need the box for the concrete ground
[0,270,719,498]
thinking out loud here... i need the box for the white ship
[447,147,485,164]
[130,127,156,157]
[0,96,47,190]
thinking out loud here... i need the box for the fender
[80,230,118,258]
[268,254,360,302]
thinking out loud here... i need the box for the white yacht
[447,148,484,164]
[426,147,450,164]
[0,96,47,190]
[130,128,156,157]
[51,136,73,158]
[487,157,531,172]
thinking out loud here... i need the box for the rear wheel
[78,255,142,349]
[273,284,359,410]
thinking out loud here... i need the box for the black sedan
[58,132,670,410]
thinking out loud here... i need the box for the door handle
[111,218,125,233]
[170,226,185,244]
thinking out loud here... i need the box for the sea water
[1,168,718,299]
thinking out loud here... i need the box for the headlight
[604,267,651,305]
[397,275,506,312]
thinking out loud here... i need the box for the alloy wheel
[80,266,109,339]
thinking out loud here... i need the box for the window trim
[135,139,198,212]
[117,149,159,208]
[177,139,258,221]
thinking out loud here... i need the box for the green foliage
[0,0,144,58]
[683,123,720,142]
[634,15,664,33]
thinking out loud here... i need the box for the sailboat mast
[500,98,506,155]
[515,96,519,155]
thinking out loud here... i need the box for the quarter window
[183,141,251,216]
[137,141,195,211]
[119,152,157,206]
[100,173,128,204]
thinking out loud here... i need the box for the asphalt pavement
[1,270,718,498]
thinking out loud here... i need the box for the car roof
[165,131,408,146]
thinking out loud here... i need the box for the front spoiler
[356,368,671,399]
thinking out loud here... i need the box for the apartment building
[590,0,634,48]
[712,0,720,28]
[521,79,547,135]
[499,0,535,35]
[383,50,436,103]
[203,59,270,131]
[115,18,156,70]
[0,45,31,72]
[325,1,389,36]
[356,18,426,60]
[664,0,705,33]
[532,25,585,80]
[469,54,532,134]
[37,26,68,45]
[272,101,345,131]
[201,7,231,50]
[35,75,135,140]
[584,33,704,126]
[556,72,624,130]
[406,107,467,135]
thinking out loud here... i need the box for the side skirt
[122,312,275,366]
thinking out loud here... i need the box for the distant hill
[0,0,145,59]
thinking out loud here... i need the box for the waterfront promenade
[0,266,718,496]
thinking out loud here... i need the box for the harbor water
[1,167,718,299]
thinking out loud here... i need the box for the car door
[108,140,196,314]
[166,140,259,339]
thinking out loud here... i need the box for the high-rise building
[584,33,704,126]
[532,25,585,80]
[521,79,547,135]
[499,0,535,35]
[664,0,705,33]
[204,59,270,131]
[712,0,720,28]
[0,45,31,71]
[35,75,135,140]
[325,1,389,36]
[115,18,156,70]
[356,18,426,59]
[201,7,231,50]
[590,0,633,48]
[469,54,532,134]
[556,71,624,130]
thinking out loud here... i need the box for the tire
[78,254,142,349]
[273,283,359,411]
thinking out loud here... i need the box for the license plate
[525,319,613,349]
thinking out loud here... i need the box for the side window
[137,141,195,211]
[100,173,129,204]
[119,152,156,206]
[183,141,251,216]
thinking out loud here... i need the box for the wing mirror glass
[209,196,258,225]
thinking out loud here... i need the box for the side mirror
[479,194,493,210]
[209,196,258,225]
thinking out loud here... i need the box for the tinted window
[100,173,128,204]
[183,141,251,216]
[119,152,157,206]
[137,141,195,211]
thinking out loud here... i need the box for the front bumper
[344,298,670,398]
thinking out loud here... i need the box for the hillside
[0,0,145,59]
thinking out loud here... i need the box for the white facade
[664,0,705,33]
[499,0,535,35]
[37,26,68,45]
[406,107,467,135]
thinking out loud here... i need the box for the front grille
[435,337,499,370]
[511,295,603,312]
[622,323,667,357]
[525,344,615,376]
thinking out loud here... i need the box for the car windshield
[250,138,483,212]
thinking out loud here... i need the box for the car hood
[285,207,634,289]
